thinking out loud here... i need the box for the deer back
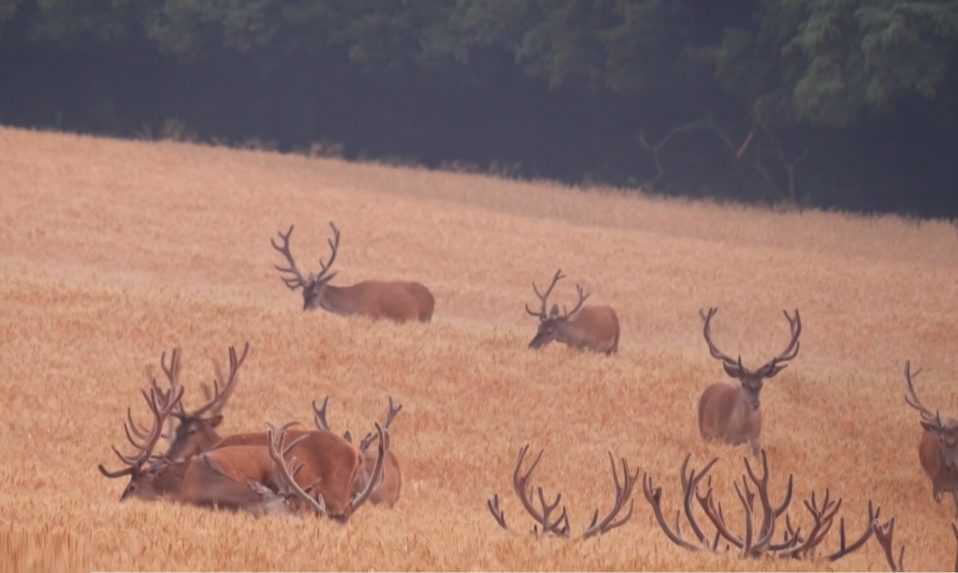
[320,280,433,323]
[562,305,619,354]
[697,382,761,445]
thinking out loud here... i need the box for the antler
[560,284,591,320]
[903,361,944,428]
[642,455,720,551]
[511,444,570,536]
[755,310,801,377]
[98,361,185,478]
[873,517,905,572]
[265,421,328,515]
[271,225,310,290]
[316,221,341,284]
[346,422,389,518]
[312,396,332,432]
[360,396,402,452]
[525,269,566,320]
[184,342,250,420]
[581,452,639,538]
[700,307,746,376]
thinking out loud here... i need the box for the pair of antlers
[271,222,341,291]
[643,451,877,561]
[700,307,801,376]
[265,421,388,520]
[525,269,590,322]
[487,443,638,539]
[312,395,402,452]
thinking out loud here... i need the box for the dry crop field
[1,126,957,572]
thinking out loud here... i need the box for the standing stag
[903,361,958,515]
[271,222,434,322]
[524,269,620,355]
[697,307,802,454]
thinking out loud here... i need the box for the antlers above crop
[524,269,591,321]
[700,307,802,376]
[312,395,402,453]
[486,443,638,539]
[99,350,186,478]
[270,222,341,291]
[642,450,877,560]
[903,361,945,430]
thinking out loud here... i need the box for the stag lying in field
[99,349,389,520]
[525,269,620,355]
[697,307,802,455]
[486,443,638,539]
[872,515,958,572]
[642,451,877,562]
[312,396,403,507]
[271,222,434,322]
[903,361,958,516]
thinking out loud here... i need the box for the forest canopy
[2,0,956,217]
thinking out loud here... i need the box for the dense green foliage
[2,0,956,216]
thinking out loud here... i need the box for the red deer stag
[271,222,434,322]
[698,307,801,455]
[312,396,403,507]
[643,451,877,561]
[158,342,250,461]
[525,269,620,355]
[903,361,958,516]
[486,443,638,538]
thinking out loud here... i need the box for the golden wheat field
[2,125,958,572]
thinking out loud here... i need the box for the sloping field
[1,126,957,571]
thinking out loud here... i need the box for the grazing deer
[697,307,802,455]
[524,269,620,355]
[312,396,403,507]
[903,361,958,516]
[271,222,435,322]
[156,343,250,462]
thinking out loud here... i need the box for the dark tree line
[2,1,957,217]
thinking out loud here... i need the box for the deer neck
[152,460,189,495]
[317,284,359,316]
[731,387,762,439]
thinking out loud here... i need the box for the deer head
[525,269,591,349]
[904,362,958,471]
[98,350,185,501]
[700,307,802,410]
[163,343,250,461]
[271,222,341,310]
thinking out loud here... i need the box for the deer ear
[549,304,560,318]
[921,420,943,433]
[763,364,788,379]
[722,363,742,379]
[209,415,224,428]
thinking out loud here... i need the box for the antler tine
[581,452,639,539]
[312,396,332,432]
[487,493,509,530]
[699,307,743,370]
[527,269,566,320]
[903,361,940,424]
[680,454,719,546]
[642,471,705,551]
[315,221,341,283]
[825,500,879,561]
[189,342,250,419]
[271,224,309,291]
[873,517,905,572]
[561,283,591,320]
[265,422,328,515]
